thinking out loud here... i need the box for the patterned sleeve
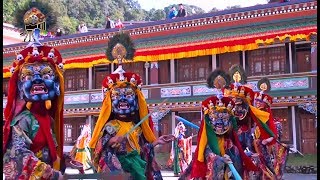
[91,124,116,172]
[142,143,162,180]
[3,121,60,180]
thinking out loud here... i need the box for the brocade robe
[91,119,162,180]
[3,110,61,180]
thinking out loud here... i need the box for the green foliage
[106,32,135,61]
[57,16,79,35]
[287,154,317,166]
[146,8,166,21]
[4,0,208,35]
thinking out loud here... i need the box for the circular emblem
[105,125,115,135]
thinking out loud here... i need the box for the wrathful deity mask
[111,86,138,117]
[208,110,231,135]
[18,62,60,101]
[232,97,249,120]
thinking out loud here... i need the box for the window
[255,62,262,73]
[295,43,311,73]
[64,69,88,91]
[218,52,241,71]
[158,60,170,84]
[247,46,286,76]
[67,79,73,89]
[273,60,280,71]
[122,62,146,84]
[79,79,84,88]
[176,56,211,82]
[94,65,111,89]
[64,117,87,145]
[198,67,205,78]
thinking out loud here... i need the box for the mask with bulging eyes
[18,62,60,102]
[208,111,231,135]
[232,97,249,120]
[111,87,138,117]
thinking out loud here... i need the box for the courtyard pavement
[65,168,317,180]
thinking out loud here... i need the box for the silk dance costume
[88,32,174,180]
[224,65,279,179]
[167,122,192,176]
[3,45,65,180]
[253,77,289,180]
[181,69,258,180]
[70,123,92,172]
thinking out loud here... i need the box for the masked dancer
[88,32,174,180]
[3,45,65,180]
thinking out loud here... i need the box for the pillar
[150,62,159,85]
[291,106,297,152]
[88,67,92,90]
[212,55,217,71]
[311,42,317,72]
[171,111,176,151]
[242,51,246,70]
[170,59,175,83]
[144,62,150,85]
[88,115,94,135]
[289,43,293,73]
[171,111,176,134]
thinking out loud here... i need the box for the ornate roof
[3,0,317,78]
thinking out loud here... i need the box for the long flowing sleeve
[3,118,60,180]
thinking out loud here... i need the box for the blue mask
[111,87,138,117]
[209,111,231,135]
[18,62,60,102]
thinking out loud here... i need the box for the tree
[57,16,78,34]
[146,8,166,21]
[3,0,31,23]
[209,7,219,13]
[185,5,205,16]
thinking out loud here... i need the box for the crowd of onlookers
[26,3,189,40]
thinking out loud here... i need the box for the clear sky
[137,0,269,12]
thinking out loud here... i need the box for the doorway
[299,109,317,154]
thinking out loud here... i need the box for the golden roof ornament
[106,32,135,81]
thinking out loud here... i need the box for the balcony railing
[3,71,316,109]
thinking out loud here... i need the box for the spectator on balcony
[168,6,178,19]
[177,3,186,17]
[78,22,88,33]
[105,16,115,29]
[115,19,124,29]
[56,28,62,37]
